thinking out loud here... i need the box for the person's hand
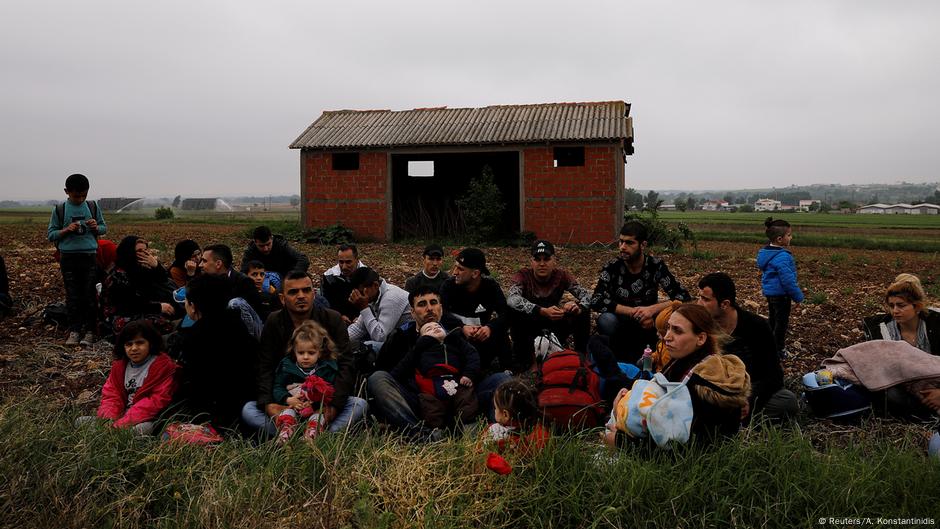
[62,221,80,235]
[349,288,369,310]
[160,302,175,316]
[633,306,659,322]
[137,249,158,269]
[919,389,940,411]
[462,325,478,339]
[459,376,473,387]
[475,326,492,342]
[639,316,655,330]
[563,301,581,315]
[740,401,751,421]
[184,259,198,276]
[85,218,98,232]
[341,315,352,326]
[265,403,289,417]
[286,395,303,408]
[322,405,337,425]
[539,306,565,321]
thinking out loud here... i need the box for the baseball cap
[455,247,490,276]
[531,240,555,258]
[423,244,444,258]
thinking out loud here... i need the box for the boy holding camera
[47,173,107,346]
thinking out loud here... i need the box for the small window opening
[332,152,360,171]
[408,160,435,177]
[553,147,585,167]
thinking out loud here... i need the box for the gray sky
[2,0,939,200]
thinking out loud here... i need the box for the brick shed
[289,101,634,244]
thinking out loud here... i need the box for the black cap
[423,244,444,258]
[455,247,490,276]
[531,240,555,258]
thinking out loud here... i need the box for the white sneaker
[80,332,95,346]
[65,332,81,346]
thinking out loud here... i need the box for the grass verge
[1,398,939,528]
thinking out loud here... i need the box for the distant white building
[754,198,781,212]
[797,199,821,212]
[858,203,939,215]
[701,200,729,211]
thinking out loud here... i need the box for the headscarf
[96,239,118,272]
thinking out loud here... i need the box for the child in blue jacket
[757,217,803,359]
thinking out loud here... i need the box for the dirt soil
[2,222,939,443]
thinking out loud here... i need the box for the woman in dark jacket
[102,236,180,334]
[168,239,201,288]
[862,273,940,418]
[173,273,258,433]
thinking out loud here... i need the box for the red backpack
[536,349,605,431]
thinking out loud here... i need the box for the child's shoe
[303,414,322,440]
[65,331,81,346]
[80,332,95,347]
[274,415,297,445]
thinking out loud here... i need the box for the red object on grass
[486,452,512,475]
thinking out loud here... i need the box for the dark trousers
[470,332,513,373]
[59,253,98,333]
[418,385,479,428]
[509,309,590,373]
[766,296,792,354]
[595,312,659,364]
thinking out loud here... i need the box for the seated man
[506,240,591,372]
[239,225,310,281]
[346,266,412,349]
[199,244,265,331]
[697,272,798,423]
[321,244,366,324]
[591,221,691,363]
[367,285,509,435]
[440,248,512,373]
[241,271,368,436]
[404,244,450,295]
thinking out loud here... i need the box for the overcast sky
[2,0,939,200]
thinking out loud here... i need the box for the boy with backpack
[47,173,107,346]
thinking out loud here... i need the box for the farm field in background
[658,211,940,252]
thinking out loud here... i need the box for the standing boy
[757,217,804,359]
[47,173,107,346]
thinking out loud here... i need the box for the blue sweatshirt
[47,200,107,254]
[756,245,804,302]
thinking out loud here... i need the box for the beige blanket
[821,340,940,391]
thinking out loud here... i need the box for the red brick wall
[302,151,388,241]
[522,145,620,244]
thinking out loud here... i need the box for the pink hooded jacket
[97,352,178,428]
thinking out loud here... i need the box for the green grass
[2,398,939,528]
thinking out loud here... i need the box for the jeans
[240,397,369,437]
[59,252,98,332]
[595,312,658,364]
[367,370,511,430]
[766,296,792,354]
[509,308,590,372]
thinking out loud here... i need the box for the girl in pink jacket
[96,320,178,435]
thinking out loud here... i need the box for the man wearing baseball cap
[440,247,512,373]
[506,240,591,372]
[404,244,450,295]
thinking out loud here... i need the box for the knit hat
[690,354,751,409]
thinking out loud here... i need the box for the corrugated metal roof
[289,101,633,150]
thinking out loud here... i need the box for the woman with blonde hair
[863,273,940,356]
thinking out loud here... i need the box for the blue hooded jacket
[756,245,804,302]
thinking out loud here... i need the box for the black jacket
[862,309,940,356]
[239,235,310,278]
[440,276,509,336]
[389,331,481,384]
[174,309,259,430]
[255,305,354,410]
[723,308,785,410]
[374,313,465,374]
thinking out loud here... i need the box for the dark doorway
[391,151,520,240]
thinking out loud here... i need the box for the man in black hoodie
[239,226,310,280]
